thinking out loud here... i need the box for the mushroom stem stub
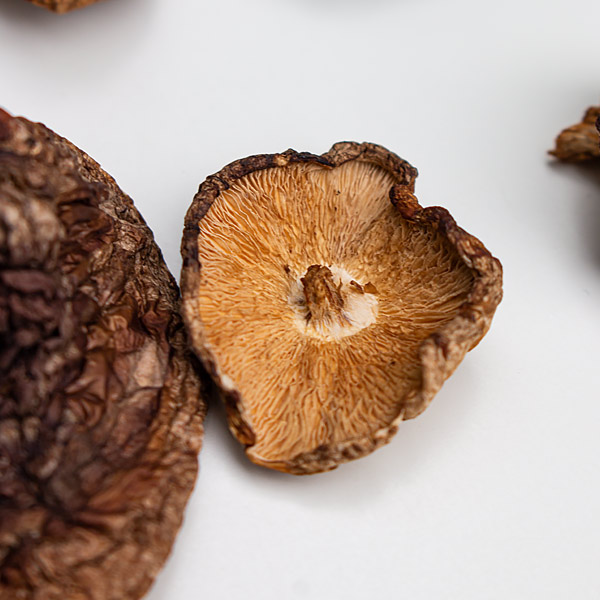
[301,264,346,326]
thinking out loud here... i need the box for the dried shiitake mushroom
[0,109,206,599]
[550,105,600,162]
[26,0,102,13]
[181,142,502,475]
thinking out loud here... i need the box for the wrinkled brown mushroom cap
[26,0,103,13]
[550,105,600,162]
[0,109,206,599]
[181,142,502,475]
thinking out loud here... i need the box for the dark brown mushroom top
[26,0,103,12]
[0,109,206,600]
[550,105,600,162]
[181,142,502,475]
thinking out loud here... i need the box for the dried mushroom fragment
[550,105,600,162]
[0,109,206,599]
[26,0,102,13]
[181,142,502,475]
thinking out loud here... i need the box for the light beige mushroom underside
[192,161,473,464]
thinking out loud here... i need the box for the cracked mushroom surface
[26,0,103,12]
[550,105,600,162]
[182,142,502,475]
[0,109,206,599]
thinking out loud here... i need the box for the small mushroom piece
[26,0,103,13]
[181,142,502,475]
[0,109,206,599]
[549,105,600,162]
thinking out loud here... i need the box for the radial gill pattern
[194,160,474,466]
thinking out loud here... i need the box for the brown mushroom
[26,0,103,13]
[181,142,502,475]
[549,105,600,162]
[0,109,206,599]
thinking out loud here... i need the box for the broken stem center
[301,265,346,325]
[290,264,379,340]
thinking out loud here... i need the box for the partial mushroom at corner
[181,142,503,475]
[550,105,600,162]
[26,0,104,13]
[0,108,206,600]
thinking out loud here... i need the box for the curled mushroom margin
[181,142,503,474]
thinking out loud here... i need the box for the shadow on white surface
[301,0,417,9]
[0,0,57,20]
[574,163,600,267]
[0,0,161,98]
[549,160,600,267]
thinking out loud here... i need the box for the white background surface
[1,0,600,598]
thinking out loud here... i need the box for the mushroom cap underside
[182,142,502,474]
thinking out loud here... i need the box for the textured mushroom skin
[0,109,206,599]
[26,0,102,13]
[182,142,502,475]
[550,105,600,162]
